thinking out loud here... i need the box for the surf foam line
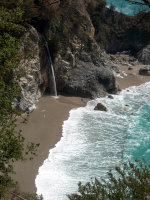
[35,81,150,200]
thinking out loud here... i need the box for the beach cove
[14,65,150,197]
[14,96,87,193]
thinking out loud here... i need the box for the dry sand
[14,96,87,193]
[14,65,150,194]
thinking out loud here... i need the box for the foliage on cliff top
[68,160,150,200]
[0,2,39,198]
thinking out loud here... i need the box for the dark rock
[55,52,119,98]
[128,66,133,70]
[94,103,108,111]
[139,66,150,76]
[137,44,150,65]
[108,95,114,99]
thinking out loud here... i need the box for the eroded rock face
[137,44,150,65]
[17,25,49,112]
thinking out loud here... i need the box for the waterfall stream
[42,35,58,97]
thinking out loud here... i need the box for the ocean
[35,82,150,200]
[106,0,149,15]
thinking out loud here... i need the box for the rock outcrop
[137,44,150,65]
[139,66,150,76]
[94,103,108,111]
[55,51,118,98]
[17,25,49,112]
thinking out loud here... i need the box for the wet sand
[14,96,87,193]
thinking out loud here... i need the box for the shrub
[0,2,39,198]
[68,160,150,200]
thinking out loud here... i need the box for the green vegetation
[87,0,129,47]
[68,160,150,200]
[0,1,39,198]
[0,0,41,22]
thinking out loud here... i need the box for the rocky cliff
[17,25,49,112]
[17,0,150,111]
[44,0,119,97]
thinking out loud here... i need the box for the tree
[0,0,41,22]
[68,160,150,200]
[0,1,39,198]
[125,0,150,8]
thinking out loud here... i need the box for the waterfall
[42,35,58,97]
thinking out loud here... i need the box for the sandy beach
[14,96,87,193]
[14,64,150,194]
[116,65,150,89]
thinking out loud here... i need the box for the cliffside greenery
[68,160,150,200]
[0,0,41,22]
[0,1,39,198]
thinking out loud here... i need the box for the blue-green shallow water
[123,104,150,163]
[106,0,150,15]
[36,82,150,200]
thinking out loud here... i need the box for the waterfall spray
[42,35,58,97]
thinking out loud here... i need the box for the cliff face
[44,0,118,98]
[17,0,150,111]
[17,25,49,112]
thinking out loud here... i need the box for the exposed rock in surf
[94,103,108,111]
[108,95,114,99]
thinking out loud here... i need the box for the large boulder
[55,51,119,98]
[137,44,150,65]
[139,66,150,76]
[94,103,108,111]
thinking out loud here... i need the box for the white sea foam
[36,82,150,200]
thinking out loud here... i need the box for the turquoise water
[106,0,150,15]
[36,82,150,200]
[123,104,150,163]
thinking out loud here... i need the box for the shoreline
[14,96,87,193]
[14,65,150,194]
